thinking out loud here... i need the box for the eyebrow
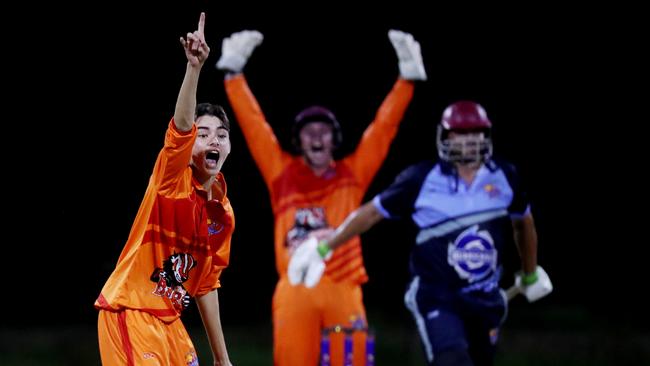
[197,126,210,131]
[197,125,230,132]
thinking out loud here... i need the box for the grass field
[2,306,648,365]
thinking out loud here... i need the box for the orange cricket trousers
[98,309,198,365]
[273,276,368,366]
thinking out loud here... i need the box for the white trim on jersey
[416,209,509,245]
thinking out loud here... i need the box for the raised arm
[217,31,290,186]
[345,30,425,188]
[174,12,210,132]
[154,12,211,190]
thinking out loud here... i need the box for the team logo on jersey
[150,252,197,311]
[483,183,501,198]
[206,201,227,236]
[447,225,497,283]
[208,219,224,235]
[286,207,328,252]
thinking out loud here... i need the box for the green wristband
[522,271,538,285]
[317,241,331,259]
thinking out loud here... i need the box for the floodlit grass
[2,306,648,365]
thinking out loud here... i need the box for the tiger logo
[150,252,197,311]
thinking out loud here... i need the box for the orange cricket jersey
[225,75,413,284]
[95,120,235,323]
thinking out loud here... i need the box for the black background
[12,0,644,346]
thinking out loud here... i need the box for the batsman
[290,101,553,366]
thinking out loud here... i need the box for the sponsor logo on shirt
[286,207,328,251]
[447,225,497,283]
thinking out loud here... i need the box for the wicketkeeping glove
[216,30,264,73]
[514,265,553,302]
[388,29,427,81]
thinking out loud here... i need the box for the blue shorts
[404,276,508,365]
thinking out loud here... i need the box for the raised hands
[215,30,264,73]
[180,12,210,67]
[389,29,427,81]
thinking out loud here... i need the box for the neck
[193,169,217,200]
[310,165,329,177]
[455,162,481,186]
[202,177,215,199]
[303,157,332,177]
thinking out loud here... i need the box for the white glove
[514,265,553,302]
[388,29,427,81]
[288,236,331,288]
[215,30,264,73]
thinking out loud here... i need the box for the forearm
[373,79,414,130]
[326,201,383,250]
[224,74,285,182]
[513,214,538,274]
[196,289,231,366]
[174,63,202,132]
[348,79,414,186]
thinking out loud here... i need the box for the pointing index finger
[198,12,205,34]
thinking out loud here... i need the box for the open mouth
[206,151,220,163]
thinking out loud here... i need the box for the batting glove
[216,30,264,73]
[388,29,427,81]
[514,265,553,302]
[288,237,332,288]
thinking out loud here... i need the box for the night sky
[14,1,642,339]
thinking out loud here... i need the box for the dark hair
[196,103,230,131]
